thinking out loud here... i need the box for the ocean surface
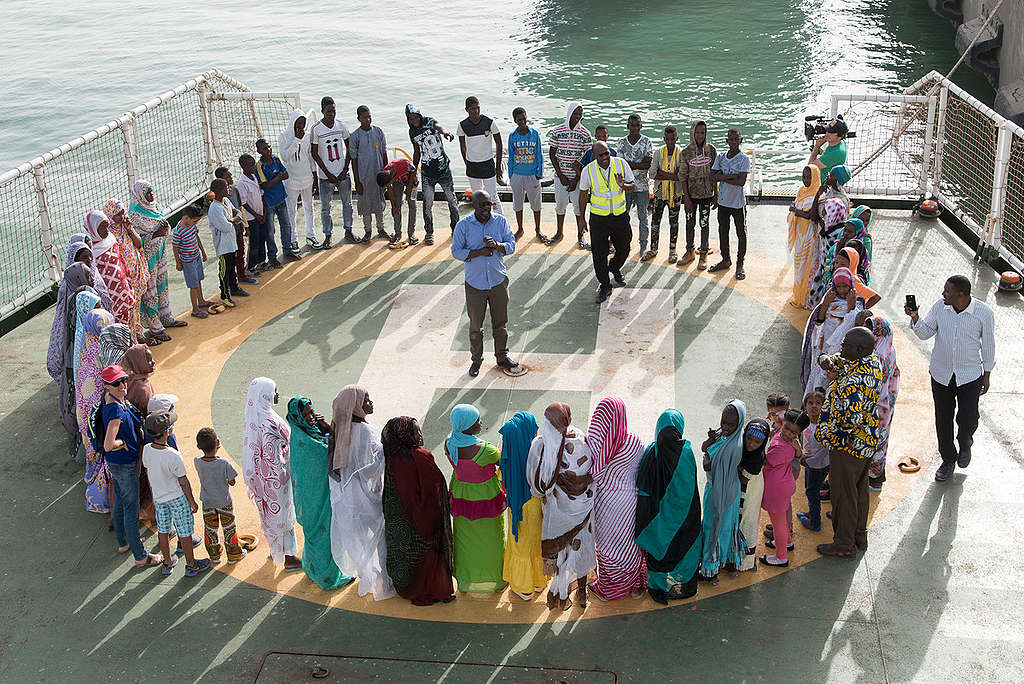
[0,0,996,174]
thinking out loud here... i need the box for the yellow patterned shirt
[815,354,883,459]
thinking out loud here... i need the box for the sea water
[0,0,995,175]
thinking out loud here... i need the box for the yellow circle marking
[154,228,933,623]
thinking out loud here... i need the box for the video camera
[804,114,856,142]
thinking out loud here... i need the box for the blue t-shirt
[578,146,616,168]
[101,397,141,465]
[712,151,750,209]
[256,155,288,208]
[508,128,543,177]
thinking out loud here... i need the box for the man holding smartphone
[906,275,996,482]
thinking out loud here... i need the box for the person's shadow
[823,477,964,681]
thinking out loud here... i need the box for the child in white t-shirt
[142,410,211,577]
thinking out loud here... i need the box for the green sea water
[0,0,995,175]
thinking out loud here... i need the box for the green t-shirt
[818,140,847,184]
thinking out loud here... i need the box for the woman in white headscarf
[279,109,319,249]
[327,385,395,600]
[527,402,596,610]
[242,377,301,569]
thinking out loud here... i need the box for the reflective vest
[587,157,627,216]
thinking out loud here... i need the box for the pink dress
[761,432,797,514]
[589,398,647,599]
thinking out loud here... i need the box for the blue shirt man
[451,191,519,377]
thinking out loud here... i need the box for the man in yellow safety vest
[579,141,637,303]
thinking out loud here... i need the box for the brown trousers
[829,447,871,552]
[465,278,509,364]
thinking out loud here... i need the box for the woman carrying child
[698,400,747,584]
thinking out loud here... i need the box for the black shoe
[735,265,746,280]
[597,285,612,303]
[765,539,794,551]
[468,361,481,377]
[424,234,435,245]
[612,270,626,287]
[230,288,250,297]
[284,252,302,261]
[496,357,519,371]
[935,461,955,482]
[268,259,284,269]
[957,440,972,468]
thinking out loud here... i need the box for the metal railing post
[829,95,839,119]
[920,96,937,195]
[987,123,1013,257]
[31,165,60,285]
[120,114,140,191]
[932,85,949,190]
[197,81,218,179]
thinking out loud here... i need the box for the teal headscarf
[446,404,481,464]
[287,396,327,444]
[499,411,539,540]
[831,164,852,186]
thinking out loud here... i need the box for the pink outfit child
[761,432,797,560]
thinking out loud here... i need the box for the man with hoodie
[678,121,718,269]
[279,109,320,251]
[407,104,459,245]
[548,102,592,249]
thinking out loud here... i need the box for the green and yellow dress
[446,441,507,592]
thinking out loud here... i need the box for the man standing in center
[814,327,883,559]
[579,141,636,303]
[548,102,592,248]
[458,97,504,215]
[451,191,520,378]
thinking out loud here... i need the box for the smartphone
[905,294,918,311]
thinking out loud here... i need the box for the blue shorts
[181,258,204,289]
[154,494,194,536]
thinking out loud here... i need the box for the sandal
[190,310,209,319]
[548,234,564,243]
[153,331,172,342]
[576,583,588,608]
[577,239,591,251]
[238,534,259,551]
[406,236,420,246]
[144,336,162,347]
[708,260,732,273]
[898,457,921,473]
[163,320,188,328]
[135,554,163,567]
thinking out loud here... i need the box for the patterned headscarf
[103,199,128,223]
[871,317,898,380]
[98,323,132,368]
[381,416,423,457]
[587,396,643,471]
[832,266,854,287]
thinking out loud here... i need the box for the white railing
[2,69,1021,324]
[0,69,300,321]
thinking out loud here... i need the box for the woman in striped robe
[588,397,647,600]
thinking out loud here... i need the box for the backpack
[87,401,106,455]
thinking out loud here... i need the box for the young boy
[142,410,211,577]
[797,390,829,531]
[617,114,653,254]
[375,157,418,246]
[171,204,216,318]
[208,178,246,308]
[215,166,257,286]
[310,96,353,249]
[194,426,246,564]
[576,124,617,169]
[679,121,718,270]
[458,96,504,215]
[709,128,751,279]
[237,154,268,272]
[254,138,292,265]
[507,107,547,243]
[646,125,685,263]
[406,104,459,246]
[349,105,389,242]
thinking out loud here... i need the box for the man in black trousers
[578,141,636,303]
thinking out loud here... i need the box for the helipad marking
[358,284,675,439]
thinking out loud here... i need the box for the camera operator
[808,118,848,185]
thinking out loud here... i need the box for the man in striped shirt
[906,275,996,482]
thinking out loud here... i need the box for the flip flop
[163,320,188,328]
[387,240,408,250]
[144,336,162,347]
[135,554,163,567]
[898,457,921,473]
[577,240,591,251]
[238,534,259,551]
[190,310,209,319]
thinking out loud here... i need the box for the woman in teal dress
[698,399,747,583]
[635,409,703,604]
[445,404,506,593]
[286,396,354,590]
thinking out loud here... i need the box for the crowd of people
[43,97,997,604]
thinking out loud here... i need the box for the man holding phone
[906,275,996,482]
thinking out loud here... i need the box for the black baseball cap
[826,119,849,136]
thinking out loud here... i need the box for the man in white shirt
[458,96,504,215]
[310,96,352,249]
[906,275,996,481]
